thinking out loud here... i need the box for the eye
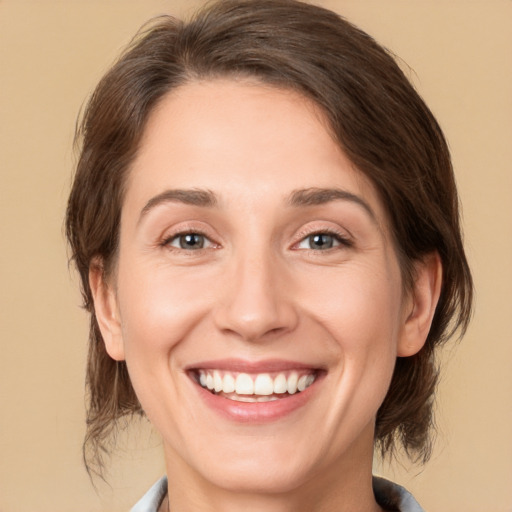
[296,232,350,251]
[165,232,212,250]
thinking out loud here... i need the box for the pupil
[180,234,204,249]
[311,234,333,249]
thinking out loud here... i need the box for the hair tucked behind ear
[66,0,472,478]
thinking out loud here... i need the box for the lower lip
[194,378,320,423]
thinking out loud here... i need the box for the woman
[65,1,473,511]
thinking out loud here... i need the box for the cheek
[299,260,404,412]
[114,261,215,429]
[301,261,404,352]
[115,261,214,361]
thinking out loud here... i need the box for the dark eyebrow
[288,188,376,222]
[139,188,217,223]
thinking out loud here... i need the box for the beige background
[1,1,511,511]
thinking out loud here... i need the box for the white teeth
[224,395,280,403]
[239,395,256,402]
[206,373,214,390]
[254,374,274,395]
[273,373,288,394]
[235,373,254,395]
[222,373,235,393]
[287,372,298,394]
[228,394,256,402]
[297,374,308,392]
[258,396,279,402]
[213,370,223,392]
[197,369,317,397]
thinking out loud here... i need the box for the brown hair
[66,0,473,476]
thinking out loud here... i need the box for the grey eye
[170,233,207,250]
[297,233,342,250]
[308,233,335,250]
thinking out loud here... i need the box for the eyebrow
[288,187,376,222]
[138,186,376,224]
[139,188,217,223]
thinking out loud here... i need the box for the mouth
[192,369,318,403]
[187,359,325,421]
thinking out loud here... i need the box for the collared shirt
[130,476,425,512]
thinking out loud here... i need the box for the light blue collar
[131,475,425,512]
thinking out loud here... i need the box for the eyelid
[159,222,220,250]
[165,232,215,250]
[291,224,353,251]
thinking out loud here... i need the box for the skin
[90,80,442,512]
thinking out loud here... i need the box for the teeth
[235,373,254,395]
[273,373,288,394]
[297,375,308,392]
[287,373,298,394]
[224,395,280,403]
[257,395,279,402]
[222,373,235,393]
[213,370,223,392]
[254,374,274,395]
[226,395,255,402]
[197,369,317,398]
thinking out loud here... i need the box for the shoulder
[130,476,168,512]
[373,476,425,512]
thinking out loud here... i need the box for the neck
[167,485,383,512]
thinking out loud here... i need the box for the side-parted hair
[66,0,473,477]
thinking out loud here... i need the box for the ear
[89,259,125,361]
[397,252,443,357]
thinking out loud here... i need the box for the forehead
[125,79,387,227]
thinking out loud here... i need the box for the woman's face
[94,80,428,495]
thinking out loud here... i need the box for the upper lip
[185,358,323,373]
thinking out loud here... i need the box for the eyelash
[160,228,352,254]
[160,230,216,252]
[293,228,353,252]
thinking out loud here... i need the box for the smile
[195,369,317,402]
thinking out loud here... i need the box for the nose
[213,250,299,343]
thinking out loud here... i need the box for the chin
[195,453,315,495]
[166,419,348,497]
